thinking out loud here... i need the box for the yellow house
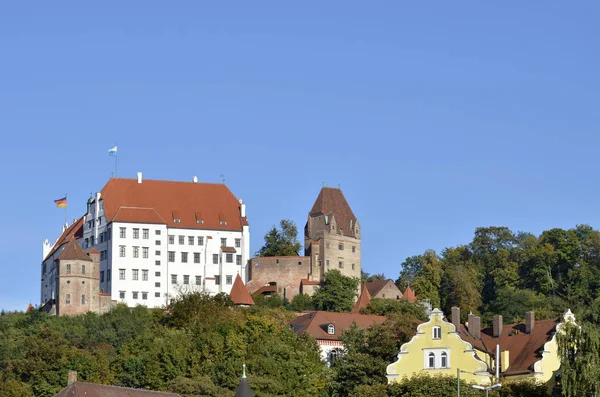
[387,307,577,387]
[386,308,491,385]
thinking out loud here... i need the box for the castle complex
[246,186,361,298]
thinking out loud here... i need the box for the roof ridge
[74,382,180,395]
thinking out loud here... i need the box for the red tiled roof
[87,248,100,255]
[352,284,372,313]
[288,311,386,341]
[111,207,167,224]
[300,278,321,286]
[54,382,180,397]
[309,187,357,237]
[44,215,86,261]
[253,285,278,296]
[26,303,34,313]
[221,246,237,253]
[58,238,92,262]
[99,178,247,231]
[402,286,416,302]
[229,274,254,306]
[458,319,558,374]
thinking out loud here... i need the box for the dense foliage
[312,270,360,312]
[256,219,302,257]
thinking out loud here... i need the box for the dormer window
[220,221,227,225]
[197,220,204,224]
[327,324,335,335]
[172,210,181,223]
[174,219,181,223]
[195,212,203,224]
[433,326,441,339]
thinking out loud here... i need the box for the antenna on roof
[338,183,341,189]
[322,181,324,187]
[220,174,225,184]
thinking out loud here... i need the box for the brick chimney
[451,307,461,332]
[526,311,535,334]
[67,371,77,385]
[467,312,480,339]
[493,315,503,338]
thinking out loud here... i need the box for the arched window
[441,352,448,368]
[329,348,342,364]
[433,326,441,339]
[327,324,335,335]
[428,353,435,368]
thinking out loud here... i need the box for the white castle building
[41,173,250,309]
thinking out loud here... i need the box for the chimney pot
[493,315,503,338]
[451,307,461,332]
[526,311,535,334]
[472,316,481,339]
[67,371,77,385]
[193,176,198,183]
[137,172,142,184]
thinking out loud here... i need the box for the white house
[41,173,250,309]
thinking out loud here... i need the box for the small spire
[242,363,246,379]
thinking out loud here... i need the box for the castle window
[188,236,194,245]
[352,263,355,270]
[226,275,233,285]
[215,275,221,285]
[198,236,204,246]
[196,276,202,285]
[155,292,160,297]
[66,264,72,274]
[327,324,335,335]
[143,247,149,258]
[155,282,161,287]
[179,236,185,245]
[142,270,148,281]
[155,250,161,256]
[213,254,219,264]
[338,261,343,269]
[82,265,86,275]
[100,234,104,243]
[119,246,126,257]
[441,352,448,368]
[155,230,161,235]
[168,235,175,244]
[107,269,111,281]
[168,251,175,262]
[183,275,189,285]
[181,252,188,263]
[81,295,86,305]
[171,274,177,284]
[194,253,200,263]
[428,353,435,368]
[433,326,441,339]
[133,246,139,258]
[143,229,149,239]
[155,260,161,266]
[119,269,125,280]
[90,236,94,246]
[100,271,104,282]
[65,294,71,304]
[142,292,148,300]
[221,238,227,246]
[338,243,344,250]
[236,255,242,266]
[156,240,161,246]
[132,269,139,281]
[119,291,125,299]
[226,254,233,263]
[352,246,356,253]
[326,260,330,266]
[120,227,126,238]
[133,228,139,239]
[235,238,241,248]
[42,264,47,274]
[325,216,329,224]
[132,291,139,299]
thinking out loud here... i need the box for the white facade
[79,193,250,308]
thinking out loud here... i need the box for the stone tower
[304,187,361,282]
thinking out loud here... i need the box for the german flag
[54,197,67,208]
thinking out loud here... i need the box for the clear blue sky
[1,2,599,311]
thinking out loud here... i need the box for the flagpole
[115,143,118,178]
[64,193,68,225]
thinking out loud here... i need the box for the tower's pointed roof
[402,286,416,302]
[57,238,92,262]
[352,284,372,313]
[235,364,253,397]
[229,274,254,306]
[309,187,357,237]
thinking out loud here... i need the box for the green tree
[290,293,314,312]
[257,219,302,257]
[360,298,427,321]
[313,270,359,312]
[557,321,600,396]
[439,246,482,315]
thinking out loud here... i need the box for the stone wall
[246,256,311,299]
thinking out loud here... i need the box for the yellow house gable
[387,308,491,386]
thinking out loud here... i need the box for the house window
[433,326,441,339]
[236,255,242,266]
[155,292,160,298]
[142,270,148,281]
[107,269,111,281]
[133,228,139,239]
[178,235,184,245]
[213,254,219,264]
[226,254,233,263]
[183,275,189,284]
[181,252,188,263]
[441,352,448,368]
[155,271,161,277]
[143,229,149,239]
[120,227,126,238]
[155,240,161,246]
[155,250,161,256]
[215,275,221,285]
[168,251,175,262]
[235,238,241,248]
[226,275,233,285]
[195,276,202,285]
[133,246,139,258]
[326,242,330,249]
[198,236,204,246]
[194,253,200,263]
[221,238,227,246]
[428,353,435,369]
[142,292,148,300]
[82,264,86,274]
[119,269,125,280]
[155,282,161,288]
[188,236,194,245]
[119,291,125,299]
[66,294,71,304]
[326,260,330,266]
[327,324,335,335]
[352,246,356,253]
[352,263,355,270]
[81,295,86,305]
[119,246,126,257]
[171,274,177,284]
[338,261,343,269]
[100,271,104,282]
[100,234,104,243]
[85,238,89,248]
[66,264,71,274]
[338,243,344,250]
[132,269,139,281]
[132,291,139,299]
[329,348,342,364]
[155,230,161,235]
[168,235,175,244]
[143,247,149,258]
[155,260,161,266]
[90,236,94,246]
